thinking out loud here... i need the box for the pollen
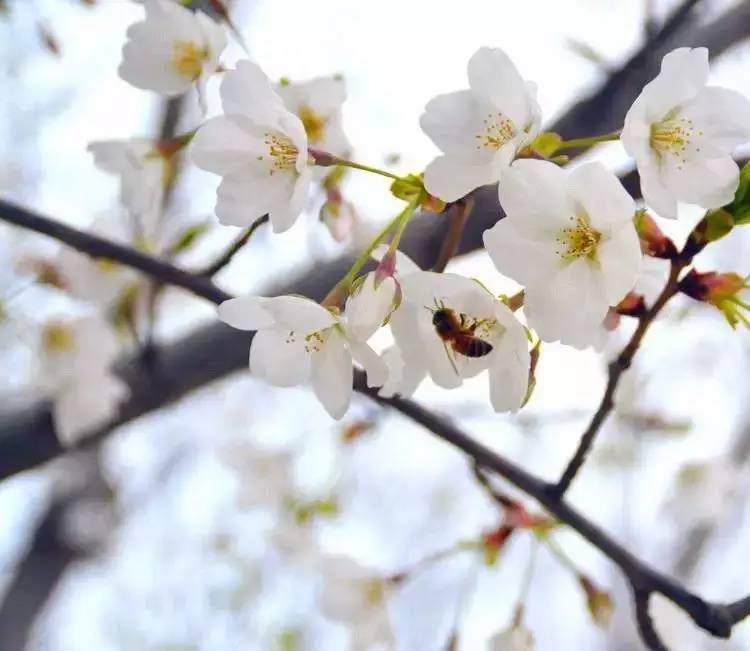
[364,578,385,605]
[304,330,326,353]
[475,112,517,151]
[555,215,601,261]
[263,132,299,175]
[43,323,75,352]
[650,115,702,169]
[298,104,327,145]
[172,40,206,80]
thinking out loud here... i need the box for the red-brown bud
[678,269,750,328]
[634,211,677,259]
[614,291,647,318]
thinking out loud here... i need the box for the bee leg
[442,340,460,376]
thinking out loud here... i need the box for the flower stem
[321,197,418,307]
[556,130,621,152]
[336,158,402,181]
[308,149,403,181]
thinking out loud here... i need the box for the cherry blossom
[318,555,394,651]
[484,160,641,347]
[621,47,750,219]
[275,76,350,157]
[39,315,128,445]
[218,295,386,419]
[389,272,530,411]
[191,61,314,233]
[420,46,541,202]
[119,0,226,100]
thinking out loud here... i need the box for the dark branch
[199,214,269,276]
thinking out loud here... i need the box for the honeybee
[428,299,493,374]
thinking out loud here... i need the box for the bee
[428,299,493,374]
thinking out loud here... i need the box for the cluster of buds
[480,496,554,566]
[678,269,750,328]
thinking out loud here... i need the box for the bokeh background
[1,0,750,649]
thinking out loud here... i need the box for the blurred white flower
[191,61,314,233]
[488,624,535,650]
[484,160,641,348]
[88,139,167,228]
[39,315,128,445]
[320,198,355,242]
[119,0,226,99]
[667,459,745,527]
[420,46,541,202]
[621,47,750,219]
[390,272,530,412]
[276,76,350,157]
[318,555,394,651]
[218,295,386,419]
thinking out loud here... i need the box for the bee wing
[441,339,460,377]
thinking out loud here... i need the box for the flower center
[297,105,327,144]
[475,112,517,151]
[555,215,601,261]
[263,132,299,175]
[363,578,385,606]
[301,327,331,354]
[649,115,703,167]
[172,41,206,80]
[43,323,75,352]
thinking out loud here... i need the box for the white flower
[484,160,641,348]
[420,46,541,202]
[191,61,314,233]
[119,0,226,99]
[320,198,355,242]
[88,139,168,227]
[318,555,394,651]
[218,295,387,419]
[390,272,530,412]
[488,624,535,650]
[39,315,128,446]
[275,76,350,156]
[621,47,750,219]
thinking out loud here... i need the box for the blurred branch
[199,214,269,276]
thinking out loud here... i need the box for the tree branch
[553,258,687,497]
[198,214,269,276]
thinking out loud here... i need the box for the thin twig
[199,214,269,276]
[432,198,474,273]
[553,259,686,497]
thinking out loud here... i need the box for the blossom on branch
[484,160,641,347]
[389,272,530,412]
[276,75,350,158]
[38,315,128,446]
[218,295,386,418]
[621,47,750,219]
[119,0,226,100]
[191,61,314,233]
[420,46,541,202]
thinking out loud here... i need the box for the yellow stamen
[172,41,206,80]
[262,132,299,175]
[475,112,517,151]
[650,115,703,169]
[43,323,75,352]
[298,105,327,144]
[555,215,601,261]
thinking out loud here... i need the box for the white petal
[682,87,750,150]
[249,328,310,387]
[423,155,495,202]
[218,296,276,330]
[378,346,426,398]
[663,155,740,210]
[467,47,533,127]
[597,225,642,304]
[497,160,572,232]
[483,217,561,288]
[345,274,397,342]
[264,295,336,332]
[311,330,353,419]
[567,163,635,230]
[190,116,266,176]
[220,60,288,127]
[639,161,679,219]
[268,168,312,233]
[214,172,293,227]
[420,90,492,159]
[639,47,709,120]
[349,340,388,387]
[371,245,421,276]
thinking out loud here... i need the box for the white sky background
[1,0,750,649]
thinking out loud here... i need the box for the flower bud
[682,209,734,259]
[481,523,514,566]
[678,269,750,328]
[634,210,677,259]
[579,575,614,629]
[320,198,355,242]
[344,269,400,342]
[614,291,646,318]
